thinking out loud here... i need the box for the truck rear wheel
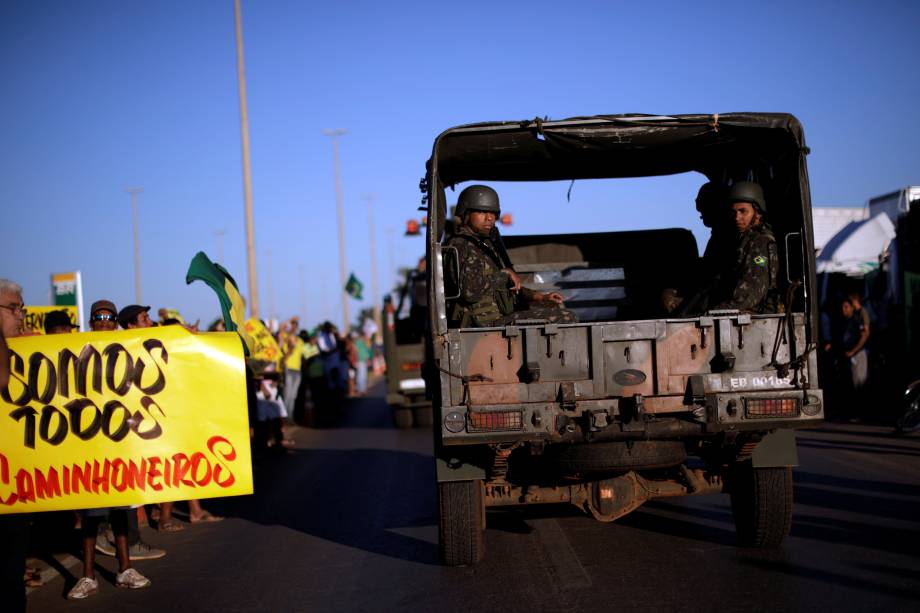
[548,440,687,474]
[438,480,484,566]
[393,408,413,429]
[730,462,793,548]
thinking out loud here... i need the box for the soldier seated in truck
[445,184,577,328]
[710,180,781,313]
[679,180,780,315]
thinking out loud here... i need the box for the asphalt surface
[26,381,920,612]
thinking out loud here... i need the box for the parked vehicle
[383,269,432,428]
[422,113,825,565]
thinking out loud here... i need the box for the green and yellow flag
[186,252,255,355]
[345,273,364,300]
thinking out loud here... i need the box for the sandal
[158,520,185,532]
[190,511,224,524]
[24,568,43,587]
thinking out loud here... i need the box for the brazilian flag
[345,273,364,300]
[186,251,255,355]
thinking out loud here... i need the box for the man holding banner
[0,279,28,611]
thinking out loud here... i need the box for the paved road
[27,382,920,612]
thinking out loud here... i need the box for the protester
[253,362,293,452]
[317,322,347,399]
[120,305,223,530]
[0,279,28,611]
[86,301,166,563]
[43,309,78,334]
[280,317,304,421]
[354,332,372,395]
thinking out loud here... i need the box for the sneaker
[95,534,116,557]
[67,577,99,599]
[128,540,166,561]
[115,568,151,589]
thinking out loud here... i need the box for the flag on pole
[186,251,255,355]
[345,273,364,300]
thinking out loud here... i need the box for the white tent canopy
[816,213,896,276]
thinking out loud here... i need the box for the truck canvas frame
[422,113,824,566]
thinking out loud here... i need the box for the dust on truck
[422,113,824,566]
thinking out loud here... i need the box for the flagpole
[324,128,349,333]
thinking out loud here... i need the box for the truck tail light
[745,397,800,419]
[401,361,423,372]
[468,410,523,432]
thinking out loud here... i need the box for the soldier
[696,181,733,279]
[711,181,780,313]
[674,181,733,315]
[446,185,577,327]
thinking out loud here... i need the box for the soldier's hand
[504,269,522,292]
[545,292,565,304]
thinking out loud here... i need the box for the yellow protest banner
[0,326,253,514]
[23,306,80,335]
[243,318,280,365]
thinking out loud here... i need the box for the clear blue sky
[2,0,918,328]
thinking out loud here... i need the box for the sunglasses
[91,313,117,322]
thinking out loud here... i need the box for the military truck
[383,269,432,428]
[422,113,824,566]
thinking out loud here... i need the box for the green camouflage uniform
[446,226,578,327]
[713,222,780,313]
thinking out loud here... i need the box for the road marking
[531,518,592,589]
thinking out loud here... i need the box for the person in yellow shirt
[280,317,304,421]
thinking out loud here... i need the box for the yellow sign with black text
[0,327,253,514]
[23,306,80,335]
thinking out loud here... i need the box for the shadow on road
[210,381,441,566]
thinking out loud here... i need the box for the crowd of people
[250,316,380,449]
[0,276,381,608]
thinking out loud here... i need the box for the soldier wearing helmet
[711,180,780,313]
[445,185,577,327]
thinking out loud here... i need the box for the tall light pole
[234,0,259,318]
[214,228,227,264]
[364,193,382,342]
[324,128,350,332]
[125,187,143,303]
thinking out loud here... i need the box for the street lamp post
[234,0,259,318]
[324,128,350,333]
[125,187,143,304]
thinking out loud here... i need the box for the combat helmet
[727,181,766,214]
[455,185,500,217]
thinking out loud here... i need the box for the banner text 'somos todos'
[0,327,252,513]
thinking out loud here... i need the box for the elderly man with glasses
[0,279,27,611]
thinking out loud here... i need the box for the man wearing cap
[711,181,780,313]
[120,304,224,528]
[88,299,119,331]
[43,309,78,335]
[118,304,153,329]
[85,300,166,569]
[445,185,576,327]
